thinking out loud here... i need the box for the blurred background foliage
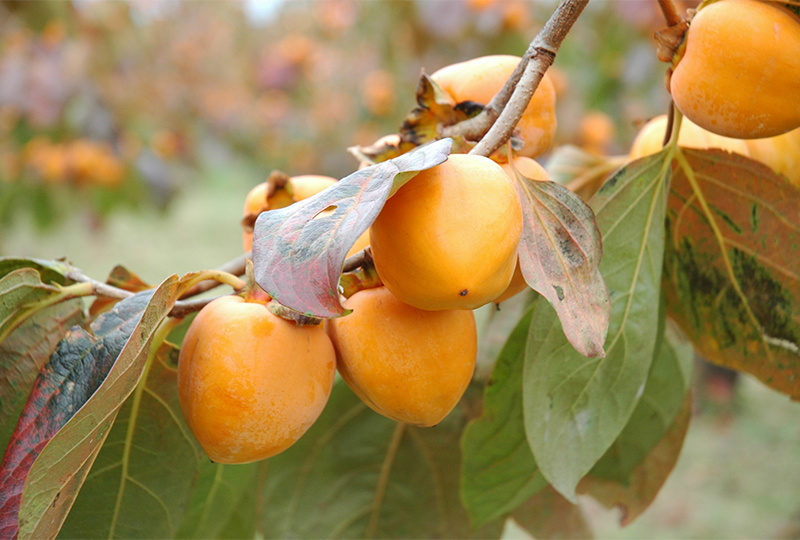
[3,1,800,538]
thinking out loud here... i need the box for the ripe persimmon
[431,55,557,158]
[326,286,477,427]
[177,295,336,464]
[629,115,800,187]
[669,0,800,139]
[370,153,522,310]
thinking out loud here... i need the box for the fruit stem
[658,0,683,27]
[177,270,246,298]
[339,248,383,298]
[178,253,248,299]
[469,0,589,158]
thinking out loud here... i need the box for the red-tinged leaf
[0,276,179,540]
[578,392,692,526]
[511,485,594,539]
[253,139,452,318]
[89,265,153,318]
[664,148,800,397]
[511,167,610,358]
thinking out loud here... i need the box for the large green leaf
[259,381,503,539]
[0,268,83,456]
[590,320,694,483]
[461,304,547,528]
[664,148,800,397]
[524,152,672,501]
[579,392,692,526]
[16,277,180,540]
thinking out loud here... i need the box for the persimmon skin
[370,153,523,311]
[670,0,800,139]
[629,115,800,187]
[431,55,557,158]
[327,286,477,427]
[178,296,336,464]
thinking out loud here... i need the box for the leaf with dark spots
[89,265,153,318]
[579,393,692,526]
[399,74,470,146]
[461,304,547,528]
[524,152,672,501]
[664,148,800,397]
[510,166,610,358]
[253,139,451,318]
[0,276,179,540]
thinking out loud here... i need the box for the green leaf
[461,304,547,528]
[0,258,75,287]
[590,319,694,483]
[253,138,452,318]
[524,152,672,501]
[259,381,503,539]
[510,485,593,540]
[17,277,180,540]
[579,392,692,526]
[511,167,609,357]
[0,267,83,455]
[664,148,800,397]
[175,462,258,539]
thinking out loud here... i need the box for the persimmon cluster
[177,54,558,464]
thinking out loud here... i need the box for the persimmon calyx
[267,301,324,327]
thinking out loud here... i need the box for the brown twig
[66,269,134,300]
[658,0,683,27]
[469,0,590,158]
[342,246,373,273]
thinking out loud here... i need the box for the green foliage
[259,381,504,539]
[524,151,672,501]
[664,149,800,397]
[460,305,547,528]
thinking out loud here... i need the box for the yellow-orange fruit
[178,296,336,464]
[327,286,477,426]
[370,153,523,310]
[494,157,551,304]
[670,0,800,139]
[431,55,557,158]
[628,115,749,160]
[629,115,800,186]
[743,128,800,187]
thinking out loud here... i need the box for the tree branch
[658,0,683,27]
[469,0,590,158]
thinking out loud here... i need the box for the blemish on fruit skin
[460,289,468,296]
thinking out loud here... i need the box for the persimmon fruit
[431,55,557,158]
[370,153,523,311]
[177,295,336,464]
[669,0,800,139]
[629,115,800,187]
[326,286,477,427]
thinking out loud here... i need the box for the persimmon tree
[2,0,800,538]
